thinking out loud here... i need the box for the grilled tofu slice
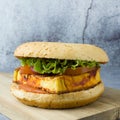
[13,69,101,94]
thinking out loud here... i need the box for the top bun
[14,42,109,63]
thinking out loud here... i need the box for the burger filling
[13,58,101,94]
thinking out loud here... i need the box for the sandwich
[11,42,109,109]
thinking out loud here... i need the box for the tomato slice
[19,66,38,74]
[19,65,98,75]
[64,67,98,75]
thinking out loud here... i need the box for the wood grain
[0,73,120,120]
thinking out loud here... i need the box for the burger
[11,42,109,109]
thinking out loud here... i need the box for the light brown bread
[14,42,109,63]
[11,82,104,109]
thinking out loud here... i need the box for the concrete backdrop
[0,0,120,72]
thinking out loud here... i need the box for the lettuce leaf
[19,58,99,74]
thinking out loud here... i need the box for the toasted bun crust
[11,82,104,109]
[14,42,109,63]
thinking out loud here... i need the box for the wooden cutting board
[0,73,120,120]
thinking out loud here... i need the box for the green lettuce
[19,58,99,75]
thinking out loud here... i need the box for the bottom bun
[11,82,104,109]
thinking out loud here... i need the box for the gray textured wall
[0,0,120,72]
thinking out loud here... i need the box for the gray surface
[0,114,9,120]
[101,67,120,89]
[0,0,120,72]
[0,1,120,119]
